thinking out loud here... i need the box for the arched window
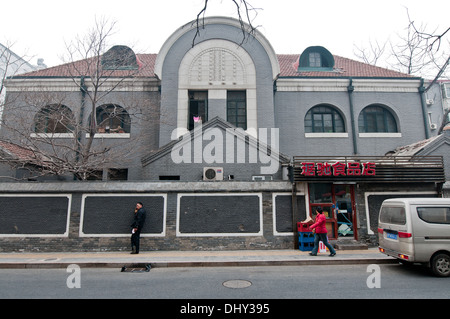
[305,105,345,133]
[358,105,398,133]
[93,104,131,133]
[34,104,74,134]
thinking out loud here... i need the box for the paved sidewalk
[0,248,396,269]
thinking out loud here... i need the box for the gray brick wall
[0,180,440,251]
[0,182,296,252]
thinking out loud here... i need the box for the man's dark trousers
[131,229,142,253]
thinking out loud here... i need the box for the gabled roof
[12,53,413,80]
[141,116,290,167]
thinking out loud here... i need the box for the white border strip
[0,194,72,237]
[364,191,436,235]
[359,133,402,138]
[305,133,349,138]
[80,193,167,238]
[272,192,308,236]
[176,193,263,237]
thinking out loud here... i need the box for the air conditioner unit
[426,99,434,106]
[203,167,223,181]
[430,123,437,130]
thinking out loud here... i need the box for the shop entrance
[308,183,356,240]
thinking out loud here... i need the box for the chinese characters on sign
[301,161,376,177]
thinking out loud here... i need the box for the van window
[417,207,450,224]
[380,206,406,225]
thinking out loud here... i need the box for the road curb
[0,258,397,269]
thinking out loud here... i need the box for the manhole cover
[222,280,252,289]
[121,264,151,272]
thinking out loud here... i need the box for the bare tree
[353,39,387,66]
[392,10,449,79]
[407,12,450,92]
[192,0,261,46]
[399,10,450,134]
[354,8,449,81]
[353,8,450,134]
[1,1,263,181]
[389,19,432,76]
[62,17,139,179]
[0,18,158,181]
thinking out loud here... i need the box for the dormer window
[298,46,335,72]
[101,45,138,70]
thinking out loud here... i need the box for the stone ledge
[335,241,369,250]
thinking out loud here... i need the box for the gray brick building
[0,17,447,252]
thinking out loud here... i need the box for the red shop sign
[300,161,376,177]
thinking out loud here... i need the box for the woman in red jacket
[309,207,336,257]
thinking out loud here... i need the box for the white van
[378,198,450,277]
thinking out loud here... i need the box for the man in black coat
[131,202,146,254]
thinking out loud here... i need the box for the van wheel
[430,253,450,277]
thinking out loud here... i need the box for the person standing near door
[130,202,146,254]
[309,207,336,257]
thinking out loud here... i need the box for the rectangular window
[159,175,181,181]
[309,52,321,67]
[108,168,128,181]
[309,183,332,204]
[379,206,406,225]
[227,91,247,130]
[188,91,208,130]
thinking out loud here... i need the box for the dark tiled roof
[14,53,413,79]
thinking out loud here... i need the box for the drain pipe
[419,79,430,139]
[347,78,358,154]
[286,163,299,249]
[75,77,87,165]
[291,180,298,250]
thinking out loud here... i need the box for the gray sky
[1,0,448,70]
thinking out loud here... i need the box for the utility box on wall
[203,167,224,181]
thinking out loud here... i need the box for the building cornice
[4,77,160,92]
[276,77,422,93]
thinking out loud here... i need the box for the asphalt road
[0,263,448,301]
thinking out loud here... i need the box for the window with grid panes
[305,105,345,133]
[358,105,397,133]
[227,91,247,130]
